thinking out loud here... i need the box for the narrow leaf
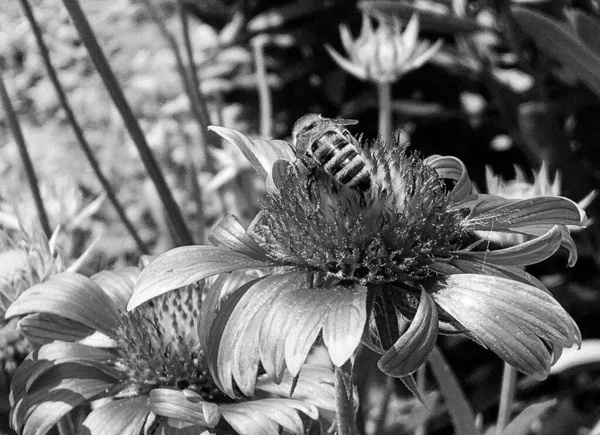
[501,400,556,435]
[574,10,600,57]
[512,7,600,98]
[429,347,481,435]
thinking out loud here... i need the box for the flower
[326,13,443,84]
[0,226,65,323]
[487,162,596,216]
[129,123,585,397]
[6,266,336,435]
[0,225,65,414]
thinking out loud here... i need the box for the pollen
[259,138,465,285]
[116,283,229,402]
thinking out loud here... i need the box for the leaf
[378,288,438,377]
[574,10,600,57]
[512,7,600,98]
[208,126,295,179]
[148,389,220,427]
[460,225,562,266]
[501,400,556,435]
[129,246,278,310]
[5,272,121,337]
[429,274,580,379]
[428,347,481,435]
[80,397,151,435]
[359,0,483,34]
[209,215,271,261]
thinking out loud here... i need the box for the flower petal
[5,272,121,337]
[322,284,368,367]
[210,272,304,397]
[12,364,117,434]
[220,399,317,435]
[325,44,369,80]
[17,313,101,347]
[22,342,119,393]
[129,246,278,310]
[260,286,328,380]
[90,267,139,313]
[208,126,296,179]
[442,258,550,294]
[429,274,580,379]
[425,155,472,203]
[378,288,438,377]
[209,215,272,261]
[255,364,336,414]
[149,389,220,427]
[80,397,150,435]
[460,225,562,266]
[462,196,585,230]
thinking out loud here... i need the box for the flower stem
[496,363,517,434]
[61,0,193,246]
[0,71,51,238]
[252,36,273,138]
[19,0,148,254]
[335,360,358,435]
[377,82,392,144]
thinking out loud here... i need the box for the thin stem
[19,0,148,254]
[378,81,392,144]
[61,0,193,246]
[496,363,517,435]
[252,36,273,138]
[176,0,212,130]
[415,364,427,435]
[335,360,359,435]
[0,71,51,238]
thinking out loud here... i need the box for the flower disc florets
[116,284,230,403]
[259,138,465,285]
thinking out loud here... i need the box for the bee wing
[330,118,359,126]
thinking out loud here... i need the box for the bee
[292,113,371,192]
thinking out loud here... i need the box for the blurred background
[2,0,600,433]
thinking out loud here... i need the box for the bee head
[292,113,323,155]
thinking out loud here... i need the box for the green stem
[0,71,51,238]
[61,0,193,246]
[377,82,392,144]
[19,0,148,254]
[496,363,517,435]
[252,36,273,138]
[335,360,359,435]
[415,364,427,435]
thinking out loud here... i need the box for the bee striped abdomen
[310,131,371,191]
